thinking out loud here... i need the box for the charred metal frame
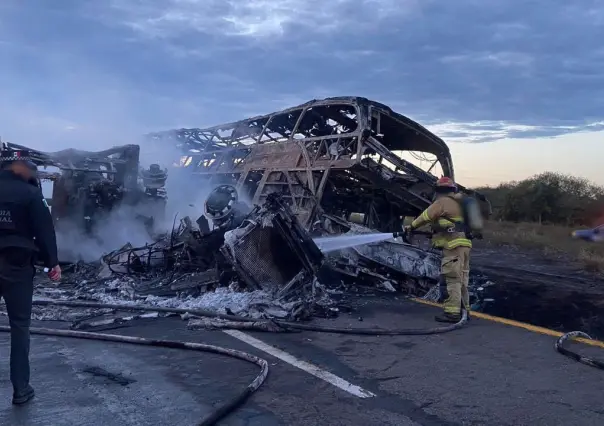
[148,97,488,231]
[5,143,141,184]
[4,142,148,221]
[221,193,324,293]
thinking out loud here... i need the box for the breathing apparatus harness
[414,182,476,241]
[433,195,477,241]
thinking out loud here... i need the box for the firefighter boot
[434,312,462,323]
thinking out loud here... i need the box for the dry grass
[482,220,604,273]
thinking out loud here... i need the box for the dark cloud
[0,1,603,143]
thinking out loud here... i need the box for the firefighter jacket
[410,193,472,250]
[0,170,59,267]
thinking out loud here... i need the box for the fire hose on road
[0,325,268,426]
[555,331,604,370]
[5,298,603,426]
[37,300,604,375]
[1,225,470,424]
[0,298,468,424]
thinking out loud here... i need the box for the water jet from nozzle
[313,233,397,253]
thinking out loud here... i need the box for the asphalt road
[1,296,603,426]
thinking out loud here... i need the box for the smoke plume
[51,132,255,263]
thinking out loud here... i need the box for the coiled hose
[555,331,604,370]
[31,299,468,335]
[0,325,268,426]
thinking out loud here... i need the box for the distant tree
[474,172,604,226]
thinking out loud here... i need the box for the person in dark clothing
[0,148,61,405]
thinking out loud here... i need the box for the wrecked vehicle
[6,97,489,324]
[314,213,442,293]
[97,184,255,294]
[147,97,488,229]
[68,188,329,320]
[146,97,489,293]
[222,192,324,296]
[2,142,168,237]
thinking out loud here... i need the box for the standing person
[404,176,472,323]
[0,148,61,405]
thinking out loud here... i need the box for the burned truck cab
[3,142,168,238]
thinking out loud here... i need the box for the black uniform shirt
[0,170,58,267]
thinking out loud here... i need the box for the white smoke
[1,82,253,262]
[136,135,216,231]
[136,134,255,231]
[56,206,154,263]
[48,132,256,263]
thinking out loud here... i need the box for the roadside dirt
[471,244,604,338]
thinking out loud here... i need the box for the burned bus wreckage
[137,97,489,312]
[2,97,489,322]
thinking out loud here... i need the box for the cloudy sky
[0,1,602,186]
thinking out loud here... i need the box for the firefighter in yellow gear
[404,176,471,323]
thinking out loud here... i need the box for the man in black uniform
[0,148,61,405]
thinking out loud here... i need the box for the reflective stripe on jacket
[410,194,472,249]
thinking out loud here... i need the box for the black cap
[0,149,38,170]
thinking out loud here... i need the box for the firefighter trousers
[0,252,34,393]
[440,246,471,316]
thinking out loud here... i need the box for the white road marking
[223,330,376,398]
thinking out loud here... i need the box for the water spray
[312,229,433,253]
[312,233,397,253]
